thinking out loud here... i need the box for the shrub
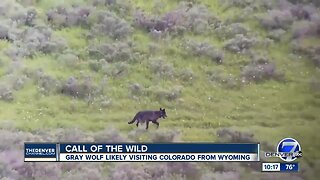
[149,58,175,79]
[58,53,80,68]
[0,24,10,41]
[60,76,98,99]
[88,41,135,62]
[25,8,37,27]
[88,61,101,72]
[101,62,129,78]
[0,130,31,150]
[206,69,241,89]
[178,68,196,83]
[42,36,68,54]
[292,42,320,68]
[220,0,255,9]
[181,4,218,35]
[5,25,68,58]
[128,83,145,97]
[166,162,201,180]
[217,128,256,143]
[133,10,156,31]
[206,68,240,89]
[240,56,284,83]
[93,127,127,142]
[110,163,154,180]
[215,23,250,39]
[61,164,103,180]
[0,85,14,102]
[110,162,201,180]
[291,20,316,39]
[134,3,218,35]
[36,73,60,96]
[47,6,91,28]
[134,7,185,33]
[8,74,28,91]
[312,55,320,68]
[90,11,132,39]
[150,129,180,142]
[150,85,183,102]
[185,40,224,63]
[290,4,317,20]
[268,28,286,41]
[213,171,241,180]
[259,9,294,30]
[53,128,91,142]
[224,34,256,53]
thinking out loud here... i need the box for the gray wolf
[128,108,167,129]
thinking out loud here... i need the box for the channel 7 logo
[265,138,302,162]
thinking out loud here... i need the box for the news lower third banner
[24,143,260,162]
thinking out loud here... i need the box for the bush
[47,6,91,28]
[292,41,320,67]
[207,69,241,89]
[240,56,284,83]
[291,20,317,39]
[110,163,156,180]
[134,3,218,35]
[25,8,37,27]
[290,4,317,20]
[0,24,10,41]
[58,53,80,68]
[309,76,320,92]
[0,129,34,151]
[53,128,91,142]
[149,58,175,79]
[215,23,250,39]
[150,129,180,142]
[88,41,135,62]
[90,11,132,39]
[2,3,37,31]
[152,86,183,102]
[167,162,201,180]
[35,72,60,96]
[259,9,294,30]
[60,76,98,99]
[0,85,14,102]
[224,34,256,53]
[93,127,127,142]
[110,162,201,180]
[101,62,129,78]
[5,25,68,58]
[216,128,256,143]
[134,6,186,33]
[213,171,241,180]
[178,68,196,83]
[312,55,320,68]
[221,0,255,9]
[128,83,145,98]
[181,4,218,35]
[185,40,224,63]
[61,163,103,180]
[268,28,286,41]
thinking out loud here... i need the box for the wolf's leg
[136,121,139,127]
[152,121,159,129]
[146,121,149,130]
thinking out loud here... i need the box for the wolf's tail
[128,115,137,124]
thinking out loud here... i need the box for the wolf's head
[159,108,167,119]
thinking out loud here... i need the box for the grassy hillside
[0,0,319,179]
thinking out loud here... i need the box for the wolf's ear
[160,108,162,111]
